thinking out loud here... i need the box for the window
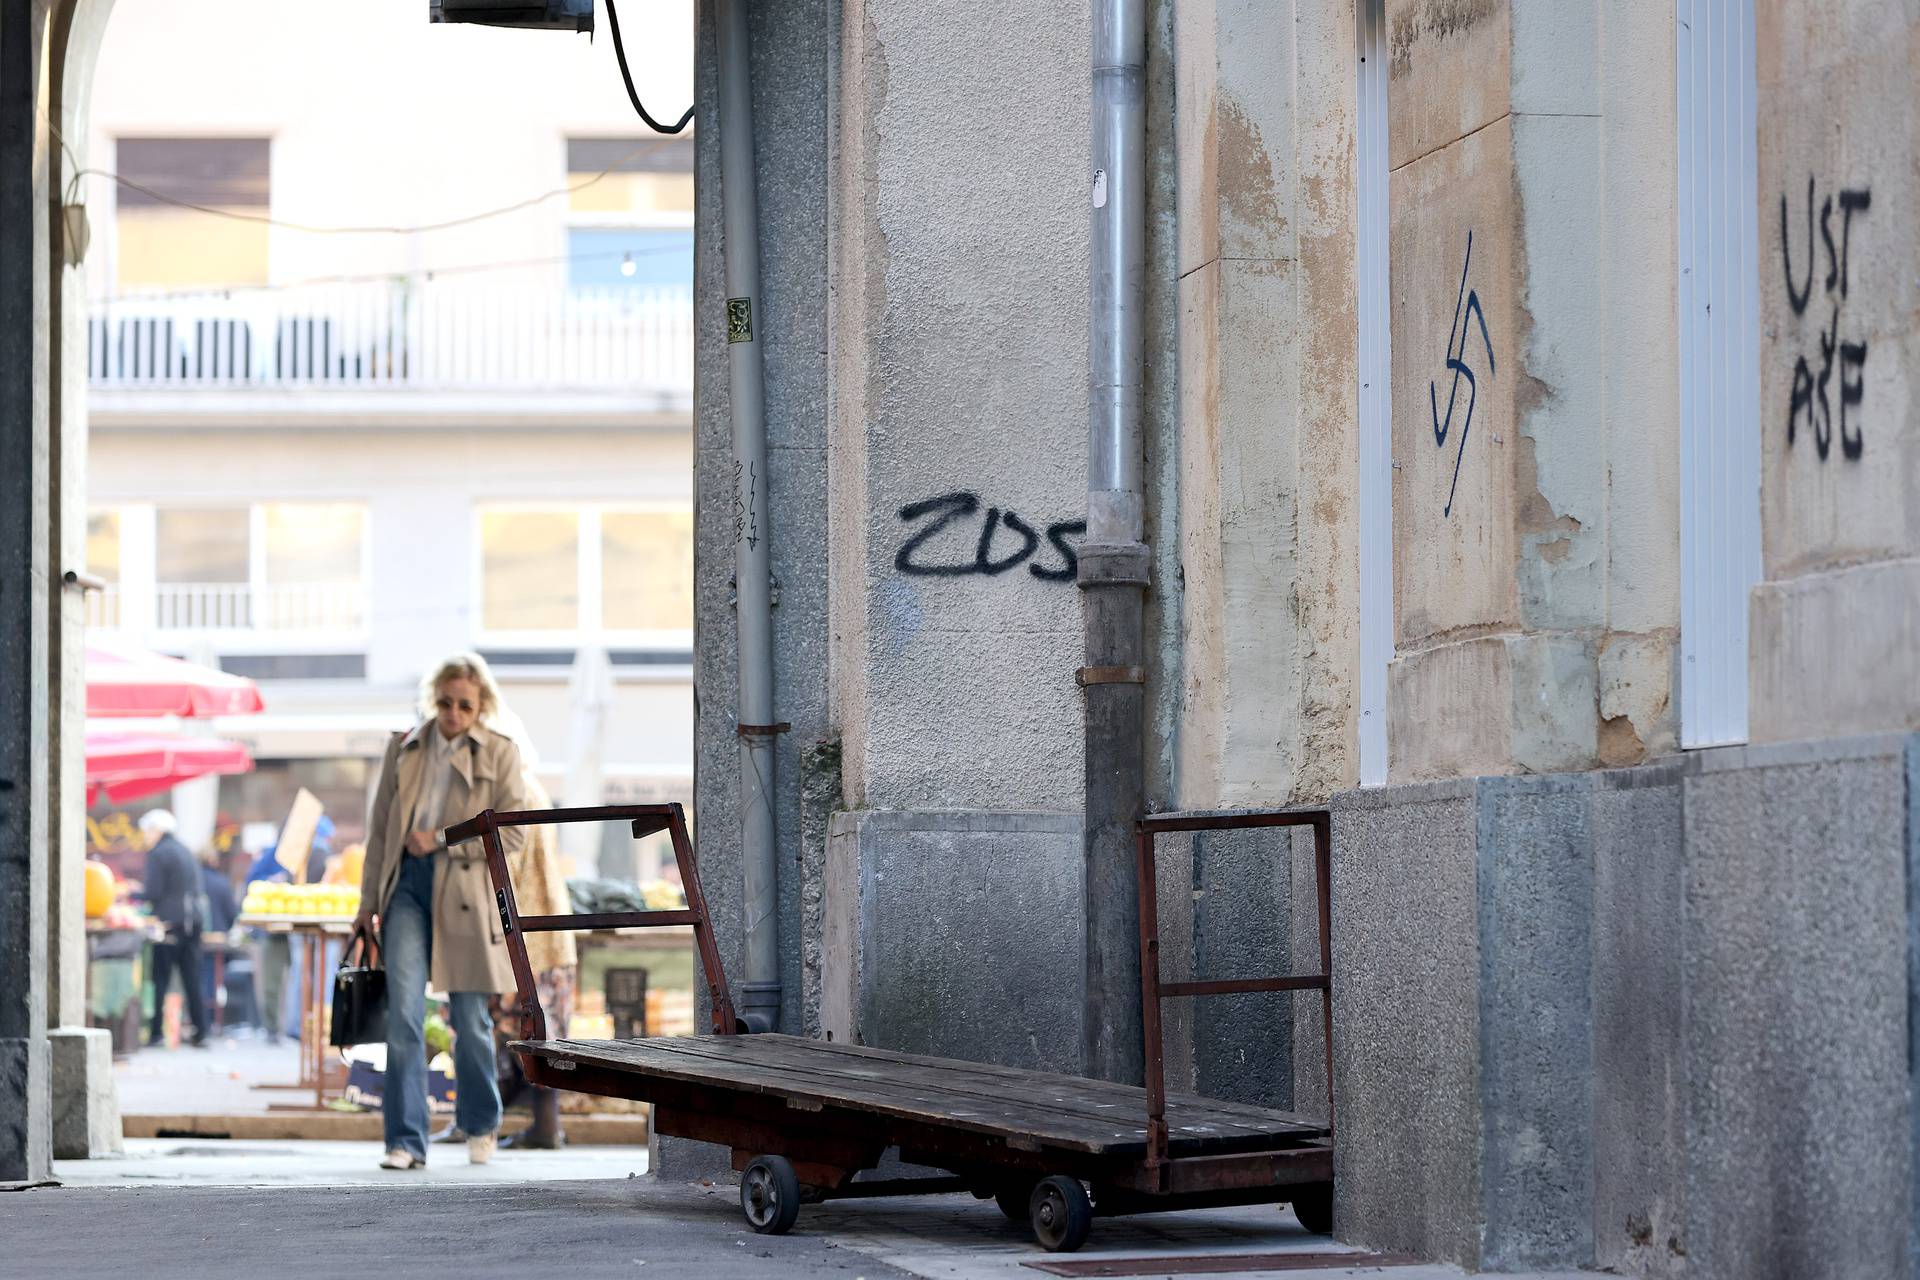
[265,503,364,585]
[479,505,692,638]
[142,503,368,633]
[567,138,694,217]
[602,510,693,631]
[566,137,693,290]
[156,508,248,584]
[566,227,694,289]
[86,510,121,583]
[480,510,581,631]
[86,509,122,628]
[114,138,270,289]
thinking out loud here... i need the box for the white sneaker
[379,1149,424,1171]
[468,1133,496,1165]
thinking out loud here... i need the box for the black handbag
[329,928,388,1048]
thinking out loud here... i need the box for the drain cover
[1023,1251,1419,1277]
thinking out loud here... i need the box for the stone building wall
[1383,1,1682,782]
[1749,0,1920,744]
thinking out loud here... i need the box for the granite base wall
[48,1026,120,1160]
[1139,824,1321,1116]
[823,810,1084,1073]
[1329,735,1918,1277]
[0,1035,50,1184]
[1330,779,1486,1265]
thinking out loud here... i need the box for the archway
[4,0,698,1182]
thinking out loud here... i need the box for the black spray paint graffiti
[893,492,1085,582]
[1430,230,1495,518]
[1780,176,1871,461]
[732,459,759,549]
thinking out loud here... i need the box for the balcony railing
[89,583,370,635]
[88,279,693,395]
[84,585,119,630]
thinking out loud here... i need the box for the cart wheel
[1290,1183,1333,1236]
[994,1179,1035,1222]
[740,1155,802,1235]
[1029,1176,1093,1253]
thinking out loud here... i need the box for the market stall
[86,731,254,806]
[237,880,360,1110]
[82,645,267,1048]
[85,638,266,719]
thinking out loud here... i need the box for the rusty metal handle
[1133,806,1338,1178]
[459,803,742,1039]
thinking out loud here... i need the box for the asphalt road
[0,1178,916,1279]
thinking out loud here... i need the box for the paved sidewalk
[804,1192,1592,1280]
[35,1138,1595,1280]
[113,1036,308,1115]
[57,1137,650,1187]
[6,1170,1603,1279]
[0,1179,909,1279]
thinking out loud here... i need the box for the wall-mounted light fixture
[428,0,592,32]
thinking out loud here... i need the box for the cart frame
[447,802,1336,1246]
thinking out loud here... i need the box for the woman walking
[354,653,527,1170]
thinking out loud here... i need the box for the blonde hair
[418,651,504,726]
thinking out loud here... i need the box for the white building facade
[80,0,696,858]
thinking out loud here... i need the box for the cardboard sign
[274,788,325,883]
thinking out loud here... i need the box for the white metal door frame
[1676,0,1763,748]
[1356,0,1393,785]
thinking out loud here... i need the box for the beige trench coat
[511,775,577,974]
[361,720,527,995]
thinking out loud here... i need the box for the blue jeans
[382,853,500,1159]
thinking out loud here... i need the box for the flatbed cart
[446,803,1336,1253]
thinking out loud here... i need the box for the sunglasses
[435,697,477,713]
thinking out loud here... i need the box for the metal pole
[715,0,780,1033]
[1080,0,1149,1084]
[1088,0,1147,545]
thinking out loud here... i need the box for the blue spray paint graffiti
[1430,230,1496,517]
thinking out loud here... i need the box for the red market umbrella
[85,638,265,719]
[85,731,254,806]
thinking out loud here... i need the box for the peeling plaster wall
[1384,1,1680,781]
[1749,0,1920,744]
[1171,0,1361,810]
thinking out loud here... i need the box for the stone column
[1171,0,1360,810]
[0,0,54,1187]
[1160,0,1357,1107]
[45,0,122,1160]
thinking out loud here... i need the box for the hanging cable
[605,0,694,134]
[51,124,673,237]
[89,238,692,304]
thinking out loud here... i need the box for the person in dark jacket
[139,809,210,1048]
[198,846,242,1024]
[246,842,292,1041]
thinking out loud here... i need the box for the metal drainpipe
[1080,0,1149,1084]
[716,0,781,1034]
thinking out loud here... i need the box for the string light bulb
[620,252,637,278]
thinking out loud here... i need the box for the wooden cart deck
[518,1032,1327,1159]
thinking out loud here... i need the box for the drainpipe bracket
[1077,665,1145,687]
[736,722,790,738]
[1075,541,1151,588]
